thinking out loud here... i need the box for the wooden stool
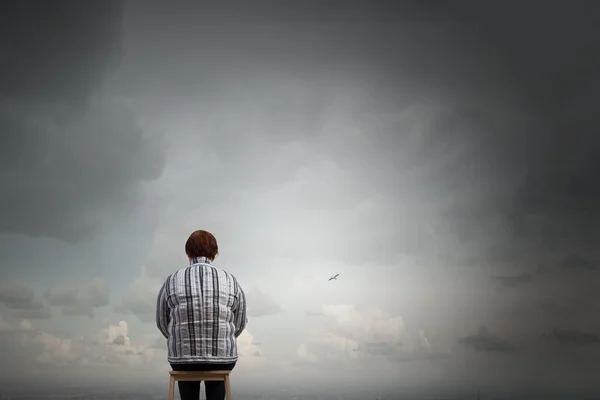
[168,370,232,400]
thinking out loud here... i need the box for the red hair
[185,230,219,260]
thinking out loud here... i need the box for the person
[156,230,248,400]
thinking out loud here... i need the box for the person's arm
[156,280,170,339]
[232,282,248,338]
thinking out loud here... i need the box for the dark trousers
[170,362,236,400]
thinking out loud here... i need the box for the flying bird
[328,274,339,281]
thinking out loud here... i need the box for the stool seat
[168,370,232,400]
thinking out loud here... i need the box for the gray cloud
[540,329,600,346]
[355,341,402,357]
[44,278,110,319]
[491,273,534,289]
[114,301,154,324]
[150,336,167,350]
[6,307,52,321]
[0,282,51,319]
[11,303,52,319]
[0,283,38,309]
[306,311,323,317]
[43,287,78,307]
[245,288,283,318]
[113,271,160,324]
[0,1,166,245]
[112,335,126,346]
[458,327,518,354]
[87,278,111,308]
[472,7,600,258]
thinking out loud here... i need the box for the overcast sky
[1,0,600,396]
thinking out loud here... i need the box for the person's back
[156,230,247,400]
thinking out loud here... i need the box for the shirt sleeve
[232,283,248,338]
[156,280,170,339]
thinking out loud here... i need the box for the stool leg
[168,376,175,400]
[224,375,232,400]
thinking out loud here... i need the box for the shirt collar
[190,256,212,265]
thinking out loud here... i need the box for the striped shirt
[156,256,248,364]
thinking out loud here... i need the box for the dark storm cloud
[535,263,554,275]
[451,4,600,259]
[0,1,122,103]
[538,297,599,317]
[491,273,534,289]
[540,329,600,346]
[389,2,600,267]
[561,254,597,271]
[112,1,600,269]
[0,1,165,244]
[458,327,518,353]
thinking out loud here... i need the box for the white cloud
[296,343,318,363]
[0,316,33,333]
[18,319,33,332]
[32,332,80,365]
[96,320,157,368]
[6,319,157,373]
[298,304,447,367]
[232,329,294,380]
[99,320,131,346]
[236,330,264,358]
